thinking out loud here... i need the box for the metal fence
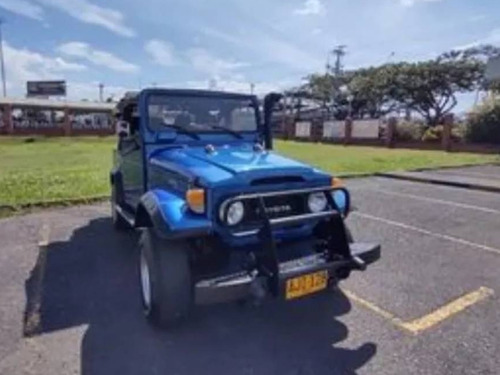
[274,116,499,154]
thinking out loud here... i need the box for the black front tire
[329,224,355,289]
[139,228,193,329]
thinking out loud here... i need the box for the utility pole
[250,82,255,94]
[0,20,7,97]
[98,83,104,102]
[331,45,346,77]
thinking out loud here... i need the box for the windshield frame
[142,89,261,140]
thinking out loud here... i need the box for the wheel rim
[140,253,152,311]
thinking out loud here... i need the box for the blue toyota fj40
[110,88,380,328]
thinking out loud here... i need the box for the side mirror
[263,92,283,150]
[332,188,350,217]
[116,120,130,138]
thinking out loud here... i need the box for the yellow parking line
[342,288,405,326]
[400,287,494,334]
[342,286,494,335]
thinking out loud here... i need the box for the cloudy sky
[0,0,498,108]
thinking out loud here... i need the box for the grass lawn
[0,136,498,209]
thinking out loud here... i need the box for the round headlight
[307,192,327,213]
[221,201,245,226]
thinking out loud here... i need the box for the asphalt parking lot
[1,165,499,375]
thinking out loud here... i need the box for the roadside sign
[27,80,66,97]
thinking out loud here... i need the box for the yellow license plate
[285,270,328,300]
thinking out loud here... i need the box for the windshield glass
[147,94,258,134]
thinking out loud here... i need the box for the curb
[0,195,109,218]
[376,172,500,194]
[338,172,377,179]
[406,161,500,173]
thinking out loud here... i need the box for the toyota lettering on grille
[264,204,292,215]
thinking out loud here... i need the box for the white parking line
[356,188,500,215]
[352,212,500,256]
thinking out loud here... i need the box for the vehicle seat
[174,113,191,128]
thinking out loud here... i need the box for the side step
[115,205,135,226]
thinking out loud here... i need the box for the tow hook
[351,255,367,271]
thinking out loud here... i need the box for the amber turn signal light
[331,177,343,188]
[186,188,205,214]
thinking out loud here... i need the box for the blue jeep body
[110,88,380,327]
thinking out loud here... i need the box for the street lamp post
[0,20,7,97]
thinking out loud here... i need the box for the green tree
[388,59,482,125]
[439,44,500,92]
[302,45,489,124]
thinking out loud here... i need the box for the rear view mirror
[117,120,130,138]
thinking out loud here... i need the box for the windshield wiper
[162,124,200,140]
[206,124,243,139]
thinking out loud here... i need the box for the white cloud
[475,28,500,46]
[67,81,132,101]
[36,0,135,37]
[186,48,249,77]
[398,0,443,7]
[186,77,288,96]
[0,0,44,20]
[469,14,487,23]
[259,37,322,71]
[455,29,500,51]
[199,27,322,72]
[57,42,139,73]
[201,27,242,45]
[293,0,324,15]
[2,42,87,96]
[144,40,176,67]
[1,41,135,101]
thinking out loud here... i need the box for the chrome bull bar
[219,185,350,236]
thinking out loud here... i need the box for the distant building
[0,97,115,136]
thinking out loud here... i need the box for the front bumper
[196,186,380,305]
[195,241,380,305]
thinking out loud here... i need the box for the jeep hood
[150,143,328,186]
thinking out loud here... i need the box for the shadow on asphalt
[23,218,376,374]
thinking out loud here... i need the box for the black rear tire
[139,228,193,329]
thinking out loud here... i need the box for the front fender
[136,189,212,238]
